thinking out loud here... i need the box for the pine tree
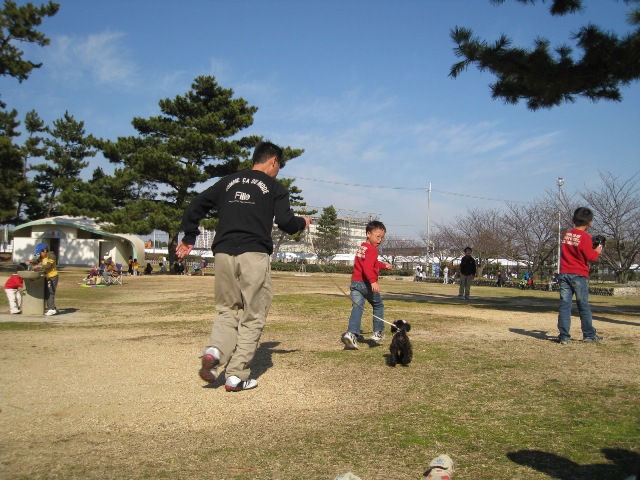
[98,75,303,264]
[450,0,640,110]
[0,105,22,223]
[314,205,342,262]
[0,0,60,83]
[0,0,59,223]
[30,111,97,217]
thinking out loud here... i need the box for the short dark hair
[252,141,283,166]
[16,262,28,272]
[572,207,594,227]
[464,246,472,253]
[366,220,386,233]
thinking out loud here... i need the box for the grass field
[0,266,638,479]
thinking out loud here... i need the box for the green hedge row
[269,263,616,296]
[270,262,414,276]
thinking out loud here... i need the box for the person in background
[4,263,27,314]
[103,257,119,283]
[414,265,422,282]
[85,265,100,285]
[31,243,58,315]
[457,246,476,300]
[132,258,139,276]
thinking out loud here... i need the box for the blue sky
[2,0,639,240]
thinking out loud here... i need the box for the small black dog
[592,234,606,249]
[389,320,412,367]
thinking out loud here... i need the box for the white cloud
[47,31,138,87]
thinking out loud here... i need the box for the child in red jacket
[4,263,27,314]
[341,220,393,350]
[557,207,603,344]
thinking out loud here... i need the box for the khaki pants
[210,252,272,381]
[458,274,473,298]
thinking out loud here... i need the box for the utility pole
[427,183,431,267]
[556,177,564,274]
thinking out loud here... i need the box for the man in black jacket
[176,141,311,392]
[457,246,477,300]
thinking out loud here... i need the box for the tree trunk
[616,270,629,284]
[167,231,180,266]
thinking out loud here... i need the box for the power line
[432,189,527,204]
[293,176,528,204]
[294,176,422,191]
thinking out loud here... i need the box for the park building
[11,216,146,268]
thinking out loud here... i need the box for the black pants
[46,276,58,310]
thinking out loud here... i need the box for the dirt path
[1,272,638,479]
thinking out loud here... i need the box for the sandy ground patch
[0,272,638,479]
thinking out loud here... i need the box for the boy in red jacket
[557,207,603,344]
[341,220,393,350]
[4,263,27,314]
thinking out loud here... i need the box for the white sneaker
[199,347,221,383]
[44,309,57,316]
[341,331,359,350]
[225,375,258,392]
[370,331,385,341]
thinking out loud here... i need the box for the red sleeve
[579,232,600,263]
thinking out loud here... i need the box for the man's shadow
[507,448,640,479]
[203,341,299,389]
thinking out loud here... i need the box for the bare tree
[503,198,558,278]
[435,208,506,276]
[419,229,455,273]
[581,171,640,283]
[381,235,422,266]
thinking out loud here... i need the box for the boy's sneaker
[199,346,220,383]
[44,309,57,316]
[370,331,385,341]
[558,337,569,345]
[583,335,604,343]
[225,375,258,392]
[341,331,359,350]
